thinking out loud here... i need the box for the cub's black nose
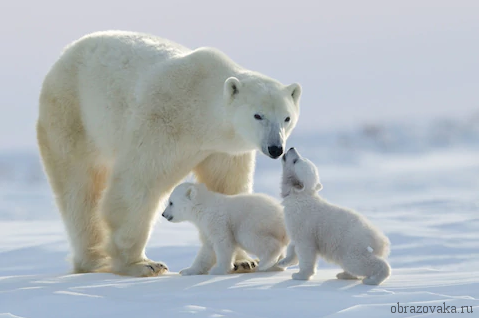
[161,213,166,218]
[268,146,283,159]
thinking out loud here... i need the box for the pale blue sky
[1,0,478,150]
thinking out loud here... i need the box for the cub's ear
[185,185,198,200]
[315,183,323,192]
[224,77,242,103]
[286,83,302,105]
[292,180,305,193]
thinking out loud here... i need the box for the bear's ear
[315,183,323,192]
[286,83,302,105]
[185,185,198,200]
[224,77,242,103]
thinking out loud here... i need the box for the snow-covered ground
[1,117,478,318]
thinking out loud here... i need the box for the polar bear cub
[278,148,391,285]
[162,182,288,275]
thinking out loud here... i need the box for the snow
[1,117,478,317]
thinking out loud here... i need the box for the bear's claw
[142,261,168,276]
[232,259,259,273]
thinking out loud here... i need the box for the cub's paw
[232,259,258,273]
[179,267,204,276]
[209,266,230,275]
[292,271,313,281]
[277,258,297,268]
[265,265,286,272]
[362,276,384,285]
[336,271,359,280]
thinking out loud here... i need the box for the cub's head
[281,147,322,197]
[224,75,301,159]
[162,182,207,223]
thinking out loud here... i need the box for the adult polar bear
[37,31,301,277]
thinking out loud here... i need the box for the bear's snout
[268,145,283,159]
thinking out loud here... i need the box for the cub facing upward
[162,183,288,275]
[278,148,391,285]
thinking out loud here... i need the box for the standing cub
[278,148,391,285]
[162,182,288,275]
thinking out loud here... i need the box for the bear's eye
[285,117,291,123]
[169,201,173,206]
[254,114,263,120]
[293,159,298,164]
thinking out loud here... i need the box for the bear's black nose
[268,146,283,159]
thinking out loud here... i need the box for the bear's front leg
[101,152,180,277]
[194,152,257,272]
[180,243,216,276]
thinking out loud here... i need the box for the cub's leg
[208,236,237,275]
[255,238,285,272]
[278,243,299,268]
[291,242,318,280]
[336,271,359,280]
[341,252,391,285]
[194,152,257,272]
[180,244,216,276]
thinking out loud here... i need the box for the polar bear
[36,31,301,277]
[162,182,288,275]
[278,148,391,285]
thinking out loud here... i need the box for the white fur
[162,183,289,275]
[278,148,391,285]
[36,31,301,276]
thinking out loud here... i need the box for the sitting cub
[278,148,391,285]
[162,182,288,275]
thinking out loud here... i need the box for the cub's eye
[169,201,173,206]
[293,159,298,164]
[254,114,263,120]
[285,117,291,123]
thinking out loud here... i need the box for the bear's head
[281,147,322,197]
[224,75,301,159]
[162,182,207,223]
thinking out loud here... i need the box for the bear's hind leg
[232,249,258,273]
[194,152,256,272]
[37,123,108,273]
